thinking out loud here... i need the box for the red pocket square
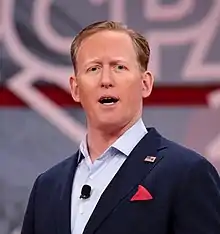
[131,185,153,201]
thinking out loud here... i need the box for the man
[21,21,220,234]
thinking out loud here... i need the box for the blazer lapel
[55,152,79,234]
[83,128,167,234]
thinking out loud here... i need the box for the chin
[99,119,118,127]
[96,117,127,131]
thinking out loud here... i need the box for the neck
[86,116,141,162]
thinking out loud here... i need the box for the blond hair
[70,21,150,73]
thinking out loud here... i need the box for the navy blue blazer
[21,128,220,234]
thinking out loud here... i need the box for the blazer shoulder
[37,152,78,184]
[160,136,210,168]
[156,136,219,185]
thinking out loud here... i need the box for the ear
[69,76,80,102]
[141,71,154,98]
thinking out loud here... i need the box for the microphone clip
[80,184,91,199]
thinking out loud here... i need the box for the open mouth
[98,96,119,105]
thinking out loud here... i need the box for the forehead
[76,30,138,64]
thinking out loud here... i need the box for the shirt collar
[79,118,147,159]
[111,118,147,156]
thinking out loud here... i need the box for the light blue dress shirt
[71,118,148,234]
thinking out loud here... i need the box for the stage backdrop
[0,0,220,233]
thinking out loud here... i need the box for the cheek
[77,82,96,106]
[127,84,143,107]
[78,79,92,95]
[124,80,143,97]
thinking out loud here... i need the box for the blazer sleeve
[173,157,220,234]
[21,174,42,234]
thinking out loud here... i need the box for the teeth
[99,97,118,104]
[103,102,114,105]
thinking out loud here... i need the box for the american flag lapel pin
[144,156,156,163]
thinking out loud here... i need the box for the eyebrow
[84,58,129,66]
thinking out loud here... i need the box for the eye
[87,66,100,72]
[115,64,127,71]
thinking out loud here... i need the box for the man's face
[70,30,153,130]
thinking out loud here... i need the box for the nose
[100,66,114,88]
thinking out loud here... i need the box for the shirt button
[79,206,84,214]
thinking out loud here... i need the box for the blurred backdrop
[0,0,220,233]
